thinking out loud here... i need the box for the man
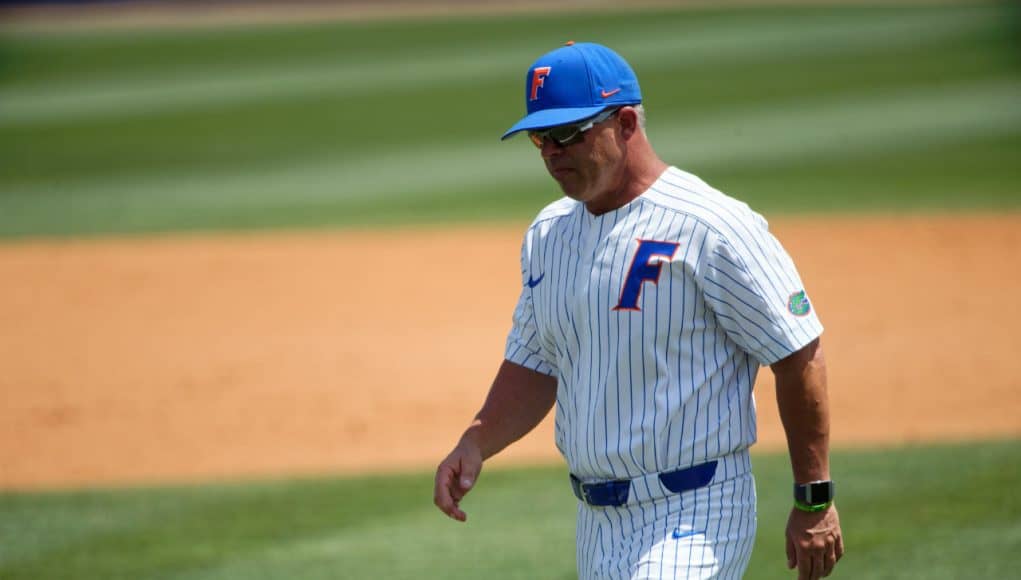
[434,41,844,579]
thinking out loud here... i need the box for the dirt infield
[1,214,1019,490]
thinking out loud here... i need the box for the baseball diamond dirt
[0,214,1019,490]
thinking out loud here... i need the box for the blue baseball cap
[501,41,642,140]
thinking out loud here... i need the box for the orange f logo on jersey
[530,66,552,101]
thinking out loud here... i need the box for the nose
[540,137,564,159]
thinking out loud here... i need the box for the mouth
[549,166,575,179]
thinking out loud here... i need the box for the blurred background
[1,0,1018,237]
[0,1,1019,579]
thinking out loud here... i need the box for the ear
[617,107,639,140]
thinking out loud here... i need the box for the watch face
[795,481,834,504]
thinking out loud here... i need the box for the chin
[560,188,586,202]
[554,179,584,200]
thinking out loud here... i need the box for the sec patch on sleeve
[788,290,812,316]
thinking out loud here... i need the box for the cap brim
[500,106,608,140]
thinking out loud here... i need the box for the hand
[433,438,484,522]
[786,503,844,579]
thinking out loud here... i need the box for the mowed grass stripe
[0,77,1015,236]
[655,78,1021,168]
[0,3,1018,238]
[5,27,1008,191]
[0,5,997,127]
[0,440,1017,579]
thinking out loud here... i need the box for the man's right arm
[433,359,557,522]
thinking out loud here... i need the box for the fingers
[788,506,844,580]
[433,445,483,523]
[786,534,797,570]
[795,539,836,579]
[812,552,824,579]
[457,455,480,495]
[799,547,839,579]
[433,463,467,522]
[447,455,480,504]
[796,553,825,580]
[797,552,814,580]
[822,539,837,577]
[824,529,844,577]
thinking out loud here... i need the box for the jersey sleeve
[699,216,823,365]
[504,228,558,377]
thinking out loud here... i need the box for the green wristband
[794,500,832,513]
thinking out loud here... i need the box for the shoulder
[642,166,770,245]
[526,197,579,236]
[531,196,577,225]
[515,197,578,262]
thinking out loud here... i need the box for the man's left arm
[771,337,845,580]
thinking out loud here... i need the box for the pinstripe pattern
[504,166,822,577]
[577,470,757,579]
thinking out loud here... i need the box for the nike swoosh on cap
[600,88,622,98]
[526,273,545,288]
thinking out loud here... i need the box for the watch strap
[794,499,833,513]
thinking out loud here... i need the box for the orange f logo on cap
[529,66,551,101]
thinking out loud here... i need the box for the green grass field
[2,3,1020,578]
[1,2,1019,238]
[1,441,1019,579]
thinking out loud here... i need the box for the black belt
[569,460,718,507]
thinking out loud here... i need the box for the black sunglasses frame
[527,107,621,149]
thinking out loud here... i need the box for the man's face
[537,113,626,210]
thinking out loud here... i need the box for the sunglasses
[528,107,620,149]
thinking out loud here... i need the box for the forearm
[772,338,831,483]
[460,359,558,460]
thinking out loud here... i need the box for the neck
[585,137,668,215]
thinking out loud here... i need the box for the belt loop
[569,474,584,502]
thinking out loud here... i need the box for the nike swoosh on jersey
[600,88,621,98]
[672,528,702,540]
[526,273,545,288]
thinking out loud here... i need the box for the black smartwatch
[793,480,835,512]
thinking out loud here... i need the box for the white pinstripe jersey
[505,166,823,481]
